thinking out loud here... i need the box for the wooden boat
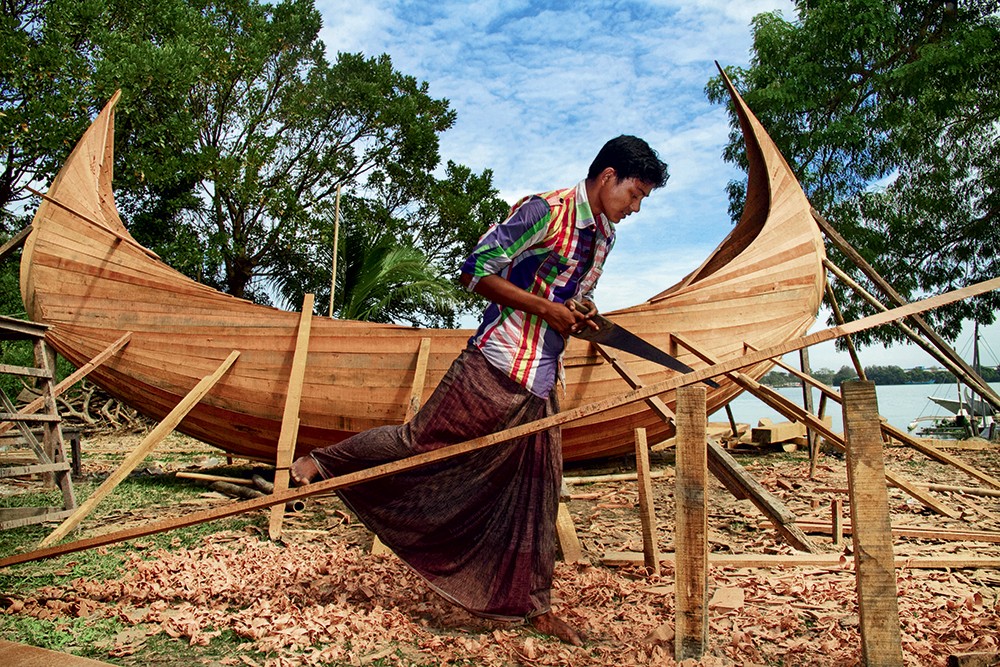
[19,76,826,463]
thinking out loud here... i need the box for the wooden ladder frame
[0,317,77,530]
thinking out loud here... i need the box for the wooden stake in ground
[38,350,240,548]
[841,381,903,667]
[675,386,708,662]
[634,427,660,576]
[269,294,314,541]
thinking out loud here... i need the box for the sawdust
[4,429,1000,666]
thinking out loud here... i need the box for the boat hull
[20,78,826,463]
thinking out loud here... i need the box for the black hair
[586,135,669,188]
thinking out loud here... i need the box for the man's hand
[564,299,600,336]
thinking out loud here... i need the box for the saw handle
[565,299,601,335]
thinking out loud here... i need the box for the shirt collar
[573,180,614,238]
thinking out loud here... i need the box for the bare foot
[290,456,320,486]
[529,611,584,646]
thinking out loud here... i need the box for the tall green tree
[709,0,1000,347]
[2,0,505,324]
[0,0,100,231]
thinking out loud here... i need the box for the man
[291,135,668,645]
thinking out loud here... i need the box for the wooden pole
[841,381,904,667]
[825,258,990,392]
[328,185,341,318]
[37,350,240,547]
[824,279,868,381]
[269,294,314,540]
[3,278,998,567]
[634,427,660,576]
[675,386,708,662]
[815,208,1000,412]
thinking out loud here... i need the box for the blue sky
[314,0,1000,373]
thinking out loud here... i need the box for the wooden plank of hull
[20,74,826,463]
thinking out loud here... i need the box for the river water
[708,381,1000,434]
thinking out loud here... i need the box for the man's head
[586,135,668,223]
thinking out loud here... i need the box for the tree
[2,0,505,325]
[0,0,100,231]
[708,0,1000,349]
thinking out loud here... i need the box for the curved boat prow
[20,72,825,463]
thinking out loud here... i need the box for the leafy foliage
[708,0,1000,347]
[2,0,506,324]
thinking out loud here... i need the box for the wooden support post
[634,427,660,576]
[675,386,708,662]
[555,503,584,563]
[724,404,739,440]
[39,350,240,547]
[809,392,828,478]
[831,498,844,546]
[269,295,314,541]
[841,381,903,667]
[373,337,431,556]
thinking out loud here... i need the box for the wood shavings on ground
[4,433,1000,665]
[4,529,999,666]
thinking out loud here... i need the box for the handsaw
[568,302,720,388]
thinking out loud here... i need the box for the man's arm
[460,273,597,337]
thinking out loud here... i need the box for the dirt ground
[4,427,1000,666]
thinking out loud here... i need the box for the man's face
[596,172,654,223]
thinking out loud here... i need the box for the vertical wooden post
[555,503,584,563]
[634,427,660,576]
[328,185,341,318]
[269,294,314,541]
[675,385,708,662]
[373,337,431,556]
[831,498,844,546]
[841,381,903,667]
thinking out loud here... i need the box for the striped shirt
[461,180,615,397]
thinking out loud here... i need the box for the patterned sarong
[308,345,561,620]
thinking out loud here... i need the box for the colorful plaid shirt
[461,180,615,397]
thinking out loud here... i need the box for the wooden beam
[404,337,431,422]
[3,278,998,567]
[815,208,1000,412]
[555,503,584,563]
[634,427,660,576]
[675,386,708,662]
[0,225,32,261]
[841,381,904,667]
[269,294,314,541]
[601,551,1000,570]
[36,350,239,548]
